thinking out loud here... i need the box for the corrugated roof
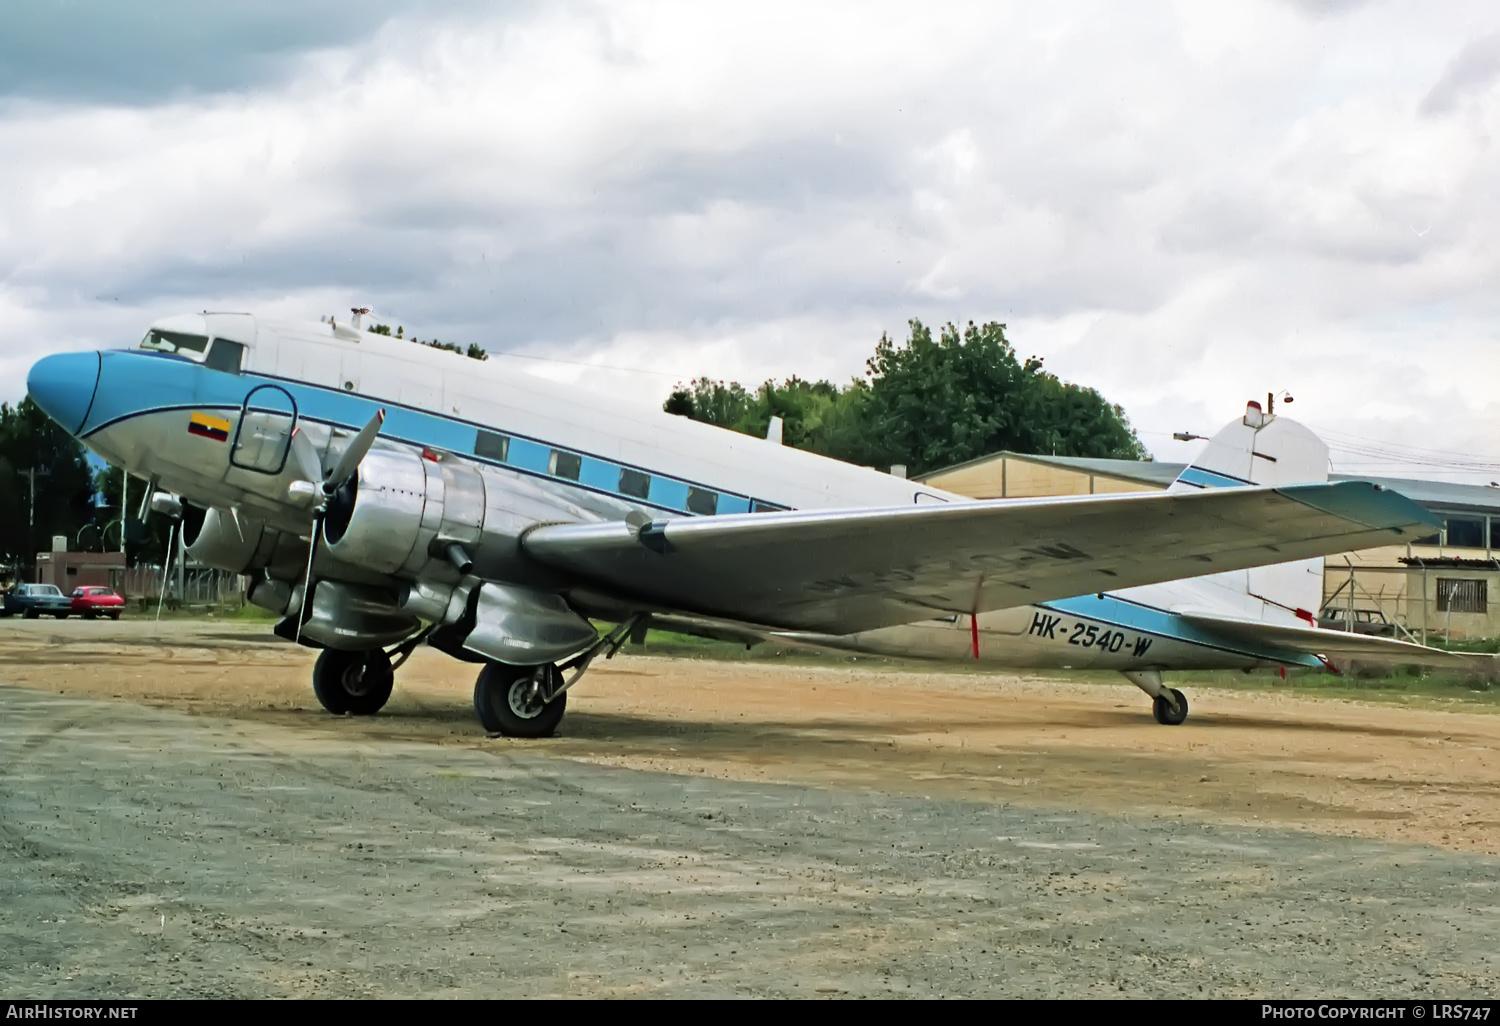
[1329,475,1500,513]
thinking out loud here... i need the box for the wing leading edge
[523,481,1439,635]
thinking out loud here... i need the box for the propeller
[288,408,386,642]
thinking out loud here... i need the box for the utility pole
[20,466,52,576]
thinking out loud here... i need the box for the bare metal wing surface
[523,481,1439,635]
[1172,610,1484,669]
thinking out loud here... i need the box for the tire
[22,609,37,620]
[473,663,566,738]
[1152,688,1189,726]
[109,611,121,621]
[83,611,95,620]
[54,613,68,619]
[311,648,394,716]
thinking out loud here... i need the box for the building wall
[33,552,127,591]
[923,456,1160,500]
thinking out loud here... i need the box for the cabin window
[475,430,510,462]
[686,487,718,515]
[1437,578,1487,614]
[619,468,651,500]
[139,329,210,358]
[204,339,244,374]
[751,499,788,513]
[549,450,582,481]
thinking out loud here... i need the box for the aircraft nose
[26,351,101,435]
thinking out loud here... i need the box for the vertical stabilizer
[1168,402,1330,621]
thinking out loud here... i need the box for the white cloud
[3,0,1500,482]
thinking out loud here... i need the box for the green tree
[662,319,1147,476]
[0,398,96,576]
[863,319,1146,475]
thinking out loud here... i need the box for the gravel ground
[2,686,1497,999]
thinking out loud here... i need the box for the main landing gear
[473,663,567,738]
[310,627,432,716]
[1122,669,1189,725]
[472,614,647,739]
[312,648,395,715]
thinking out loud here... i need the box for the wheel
[311,648,394,716]
[22,609,38,619]
[109,611,121,621]
[54,613,68,619]
[1152,688,1189,726]
[83,611,95,620]
[473,663,566,738]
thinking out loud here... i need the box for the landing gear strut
[312,648,395,715]
[1122,669,1188,726]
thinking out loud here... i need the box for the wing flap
[1175,610,1484,669]
[523,481,1438,635]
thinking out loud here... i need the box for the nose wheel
[474,663,567,738]
[312,647,395,715]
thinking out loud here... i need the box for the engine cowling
[323,448,443,574]
[321,446,563,583]
[185,506,304,577]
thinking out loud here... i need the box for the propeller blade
[289,426,323,487]
[294,513,320,645]
[324,409,386,495]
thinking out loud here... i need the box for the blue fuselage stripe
[1039,593,1321,666]
[80,351,767,519]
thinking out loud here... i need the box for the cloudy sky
[4,0,1500,479]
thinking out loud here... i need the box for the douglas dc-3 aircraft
[22,311,1470,736]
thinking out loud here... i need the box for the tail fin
[1169,402,1330,622]
[1168,401,1329,492]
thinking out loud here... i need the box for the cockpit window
[140,329,211,357]
[204,339,244,374]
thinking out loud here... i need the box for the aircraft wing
[523,481,1438,635]
[1174,611,1485,669]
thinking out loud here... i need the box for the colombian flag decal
[188,412,231,442]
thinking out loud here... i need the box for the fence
[112,565,247,612]
[1321,562,1500,644]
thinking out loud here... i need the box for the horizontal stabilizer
[1175,610,1485,669]
[524,481,1439,636]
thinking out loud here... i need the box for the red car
[71,586,125,620]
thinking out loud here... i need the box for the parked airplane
[22,311,1449,735]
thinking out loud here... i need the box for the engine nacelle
[323,447,482,575]
[299,580,419,651]
[185,506,305,577]
[321,445,578,585]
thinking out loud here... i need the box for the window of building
[619,468,651,500]
[475,430,510,462]
[1445,516,1487,549]
[549,449,582,481]
[686,487,718,515]
[751,499,789,513]
[1437,578,1487,613]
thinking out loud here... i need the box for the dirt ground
[6,619,1500,854]
[4,619,1500,997]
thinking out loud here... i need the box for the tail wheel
[1152,688,1189,726]
[474,663,566,738]
[312,648,394,716]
